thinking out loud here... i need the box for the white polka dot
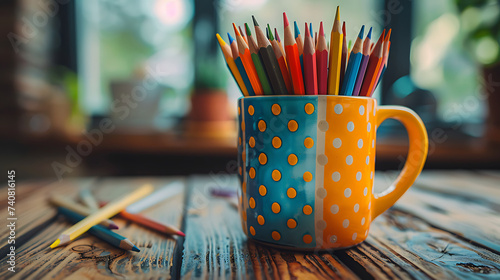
[347,122,354,132]
[356,172,362,181]
[365,230,369,236]
[372,140,375,148]
[317,220,327,230]
[363,187,368,196]
[358,139,363,148]
[343,219,349,228]
[367,122,371,132]
[368,202,371,209]
[334,104,343,114]
[330,235,337,243]
[346,155,353,165]
[317,188,327,198]
[366,156,370,165]
[354,204,359,213]
[359,105,365,115]
[333,138,342,148]
[361,217,366,225]
[330,204,339,214]
[373,109,376,116]
[318,120,329,131]
[370,171,374,179]
[317,155,328,165]
[332,172,341,182]
[344,188,351,198]
[352,232,357,240]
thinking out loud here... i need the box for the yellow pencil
[49,184,154,248]
[216,33,249,96]
[327,6,343,95]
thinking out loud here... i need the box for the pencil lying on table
[50,184,153,248]
[57,207,140,252]
[49,195,119,230]
[120,210,185,237]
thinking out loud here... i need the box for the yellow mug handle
[371,106,429,220]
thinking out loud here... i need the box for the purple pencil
[353,27,372,96]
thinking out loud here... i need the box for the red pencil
[316,22,328,95]
[359,30,385,96]
[283,12,305,95]
[120,210,185,237]
[370,29,391,96]
[303,22,317,95]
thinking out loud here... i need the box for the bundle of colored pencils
[217,7,391,97]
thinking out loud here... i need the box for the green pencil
[245,23,273,95]
[252,16,289,95]
[57,207,140,252]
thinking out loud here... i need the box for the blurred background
[1,0,499,180]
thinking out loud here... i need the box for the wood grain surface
[1,171,499,279]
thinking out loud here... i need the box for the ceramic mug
[236,95,428,250]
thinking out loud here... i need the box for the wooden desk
[1,171,500,279]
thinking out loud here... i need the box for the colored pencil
[120,210,185,237]
[268,25,293,93]
[376,41,391,89]
[353,27,372,96]
[126,181,184,213]
[371,29,391,96]
[314,32,318,50]
[309,23,313,41]
[58,207,140,252]
[239,25,247,44]
[340,26,364,96]
[284,13,305,95]
[303,22,317,95]
[233,23,264,95]
[359,29,385,96]
[316,22,329,95]
[294,21,304,56]
[216,33,249,96]
[327,6,343,95]
[275,28,286,60]
[253,16,288,94]
[340,21,348,87]
[49,184,153,248]
[245,23,273,95]
[228,33,255,96]
[79,188,99,212]
[49,195,119,230]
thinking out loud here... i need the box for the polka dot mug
[236,95,428,250]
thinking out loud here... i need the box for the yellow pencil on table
[49,184,154,248]
[327,6,343,95]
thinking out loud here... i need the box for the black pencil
[252,16,289,94]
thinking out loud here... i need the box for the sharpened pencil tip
[267,24,274,40]
[177,231,186,237]
[252,15,259,27]
[319,22,324,37]
[109,223,119,230]
[245,23,252,36]
[232,23,240,36]
[335,6,340,21]
[283,12,289,28]
[227,33,234,44]
[342,21,346,36]
[274,28,280,42]
[294,21,300,37]
[304,22,310,37]
[216,33,225,46]
[49,239,61,249]
[358,25,365,39]
[385,28,392,41]
[309,23,313,36]
[367,27,372,40]
[132,246,140,252]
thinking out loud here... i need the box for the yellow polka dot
[303,234,313,244]
[288,120,298,132]
[287,188,297,198]
[239,166,242,176]
[287,219,297,229]
[249,197,255,209]
[303,205,313,215]
[272,137,282,148]
[304,137,314,148]
[272,170,281,181]
[258,120,266,132]
[241,120,245,131]
[242,210,247,221]
[272,202,281,213]
[249,167,255,179]
[248,105,254,116]
[259,153,267,165]
[250,226,256,236]
[242,182,246,193]
[257,215,265,225]
[288,154,298,166]
[259,185,267,196]
[272,104,281,115]
[239,137,242,146]
[303,171,313,182]
[305,103,315,114]
[249,137,255,148]
[272,231,281,241]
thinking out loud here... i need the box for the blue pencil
[340,26,364,96]
[353,27,372,96]
[294,21,305,86]
[57,207,140,252]
[228,33,255,96]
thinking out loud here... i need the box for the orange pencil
[371,29,391,96]
[316,22,328,95]
[303,22,317,95]
[120,210,185,237]
[283,12,305,95]
[268,25,292,93]
[359,30,385,96]
[233,23,263,95]
[275,28,286,60]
